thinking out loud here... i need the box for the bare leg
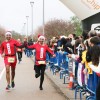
[11,67,15,88]
[6,65,10,85]
[11,67,15,81]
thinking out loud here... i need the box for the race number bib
[17,49,21,51]
[38,61,46,64]
[8,57,15,63]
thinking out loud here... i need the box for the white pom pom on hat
[38,34,45,40]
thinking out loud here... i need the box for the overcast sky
[0,0,74,35]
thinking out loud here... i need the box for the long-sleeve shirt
[89,63,100,73]
[27,43,54,65]
[1,39,23,56]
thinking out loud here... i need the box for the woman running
[26,34,55,90]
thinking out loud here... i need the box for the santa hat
[38,34,45,41]
[5,31,12,37]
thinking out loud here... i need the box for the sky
[0,0,74,35]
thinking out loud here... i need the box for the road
[0,54,66,100]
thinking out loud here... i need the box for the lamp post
[21,23,26,40]
[43,0,45,35]
[30,1,34,41]
[23,23,26,35]
[22,23,26,36]
[26,16,29,42]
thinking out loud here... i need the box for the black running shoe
[35,73,40,78]
[11,81,15,88]
[39,86,43,90]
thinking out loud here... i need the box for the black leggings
[34,65,46,87]
[17,52,22,61]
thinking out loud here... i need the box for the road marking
[0,68,5,81]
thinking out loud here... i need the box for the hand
[67,54,72,58]
[75,55,79,59]
[83,68,87,74]
[1,53,5,58]
[52,54,56,57]
[88,62,92,66]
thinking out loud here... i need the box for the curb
[45,72,70,100]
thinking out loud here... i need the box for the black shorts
[34,64,46,74]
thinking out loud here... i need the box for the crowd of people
[46,31,100,100]
[0,30,100,100]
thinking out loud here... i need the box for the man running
[1,31,24,91]
[17,39,23,64]
[26,34,55,90]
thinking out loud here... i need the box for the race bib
[8,57,15,63]
[17,49,21,51]
[38,61,46,64]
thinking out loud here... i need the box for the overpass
[60,0,100,32]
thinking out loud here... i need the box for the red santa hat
[38,34,45,41]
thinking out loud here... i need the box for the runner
[1,31,24,91]
[26,34,55,90]
[17,39,23,64]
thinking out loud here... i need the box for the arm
[1,43,5,57]
[26,44,36,50]
[14,40,25,48]
[88,63,100,73]
[67,54,79,59]
[15,40,34,49]
[46,45,54,56]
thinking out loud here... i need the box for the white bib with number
[38,61,45,64]
[8,57,15,63]
[17,49,21,51]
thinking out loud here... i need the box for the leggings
[17,52,22,61]
[34,65,46,87]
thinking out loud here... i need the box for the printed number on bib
[38,61,45,64]
[17,49,21,51]
[8,57,15,63]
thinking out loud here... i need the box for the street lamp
[26,16,29,42]
[22,23,26,35]
[30,1,34,41]
[43,0,45,35]
[23,23,26,37]
[21,23,26,41]
[23,23,26,35]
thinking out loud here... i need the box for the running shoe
[11,81,15,88]
[35,73,40,78]
[6,85,11,91]
[39,86,43,90]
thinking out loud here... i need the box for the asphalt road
[0,54,66,100]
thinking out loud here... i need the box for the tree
[12,31,22,41]
[33,16,82,40]
[70,16,82,36]
[0,26,6,43]
[34,19,75,40]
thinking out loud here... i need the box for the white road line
[0,68,5,81]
